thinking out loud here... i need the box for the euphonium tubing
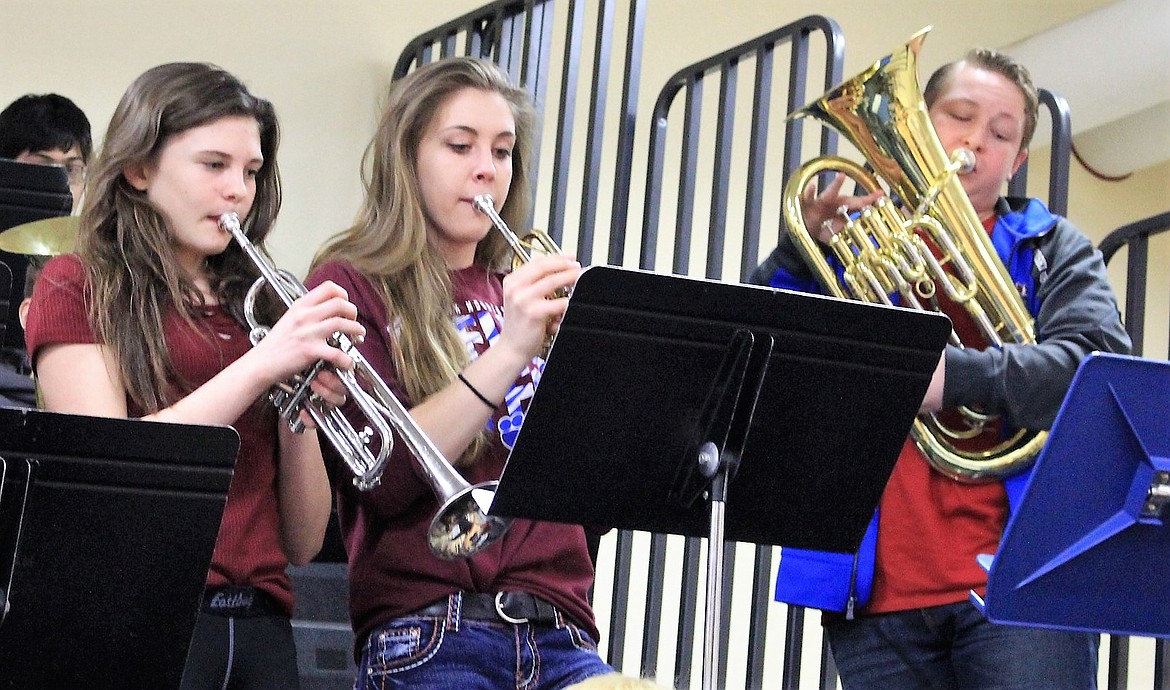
[218,212,509,557]
[780,27,1047,482]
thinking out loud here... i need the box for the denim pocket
[363,618,445,677]
[560,619,599,653]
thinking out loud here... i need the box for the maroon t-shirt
[306,260,599,649]
[25,255,295,615]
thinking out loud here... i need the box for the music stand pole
[691,330,768,690]
[0,457,35,629]
[699,442,728,690]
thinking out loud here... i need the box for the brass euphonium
[218,212,509,558]
[781,27,1046,482]
[472,194,568,356]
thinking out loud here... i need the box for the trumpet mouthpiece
[472,195,495,214]
[218,212,240,232]
[955,148,977,174]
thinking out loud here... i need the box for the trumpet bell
[428,481,512,560]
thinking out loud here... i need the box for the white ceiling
[1003,0,1170,176]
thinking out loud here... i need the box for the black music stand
[0,158,72,350]
[491,265,951,689]
[0,408,239,689]
[972,353,1170,638]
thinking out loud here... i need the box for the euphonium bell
[781,27,1046,482]
[218,212,509,558]
[0,216,79,257]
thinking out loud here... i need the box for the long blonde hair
[312,57,537,409]
[77,62,282,412]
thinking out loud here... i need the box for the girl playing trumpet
[306,57,613,688]
[24,62,364,688]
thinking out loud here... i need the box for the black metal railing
[289,4,1168,689]
[1100,210,1170,359]
[1008,89,1071,215]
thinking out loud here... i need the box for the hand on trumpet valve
[284,368,349,431]
[253,280,365,385]
[499,254,581,359]
[802,172,886,243]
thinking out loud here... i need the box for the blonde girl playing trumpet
[306,57,614,689]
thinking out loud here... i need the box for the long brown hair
[77,62,282,412]
[312,57,537,409]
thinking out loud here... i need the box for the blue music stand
[971,353,1170,638]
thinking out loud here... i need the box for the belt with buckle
[411,591,558,625]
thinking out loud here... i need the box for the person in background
[0,93,92,407]
[306,56,613,689]
[750,48,1130,689]
[0,257,47,407]
[0,93,92,207]
[24,62,364,689]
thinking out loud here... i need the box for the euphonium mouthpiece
[955,148,977,174]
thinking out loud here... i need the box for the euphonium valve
[780,27,1047,482]
[218,212,509,557]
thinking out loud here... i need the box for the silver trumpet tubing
[218,212,509,558]
[472,195,570,360]
[472,194,569,300]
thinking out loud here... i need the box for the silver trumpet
[472,195,570,359]
[218,212,509,558]
[472,195,568,299]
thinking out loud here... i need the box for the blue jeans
[825,601,1099,690]
[355,596,614,689]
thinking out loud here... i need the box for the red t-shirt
[24,255,295,615]
[866,216,1009,613]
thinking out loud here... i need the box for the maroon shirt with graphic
[306,260,599,650]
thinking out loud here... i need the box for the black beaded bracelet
[457,372,497,410]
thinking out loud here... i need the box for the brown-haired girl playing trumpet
[25,62,364,688]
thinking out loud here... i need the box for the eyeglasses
[61,162,87,185]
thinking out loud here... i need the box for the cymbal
[0,215,79,256]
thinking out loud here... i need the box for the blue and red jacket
[749,196,1131,613]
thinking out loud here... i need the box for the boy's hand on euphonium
[803,172,885,243]
[500,255,581,359]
